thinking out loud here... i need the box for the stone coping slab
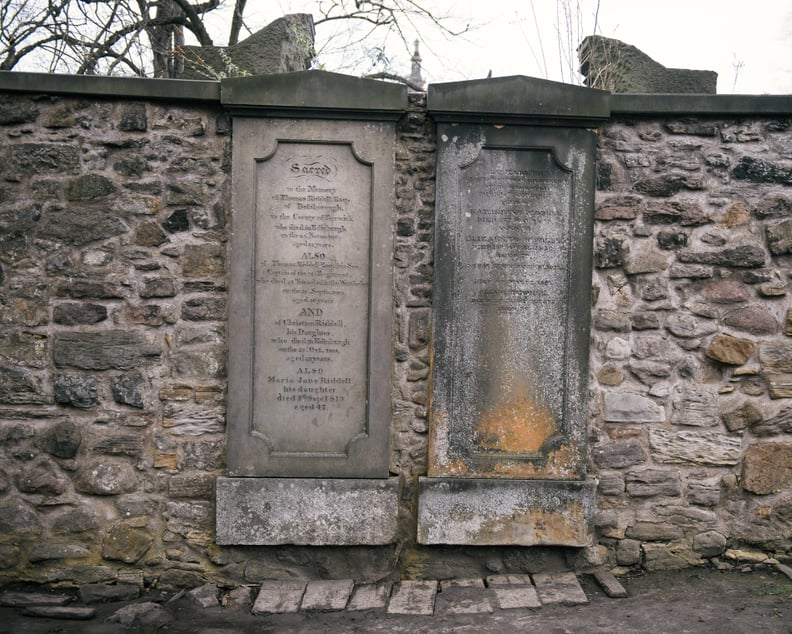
[0,70,220,102]
[222,70,407,119]
[215,477,399,545]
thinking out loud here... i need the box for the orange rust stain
[473,397,557,454]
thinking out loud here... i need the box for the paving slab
[492,585,542,610]
[386,580,438,615]
[347,583,391,611]
[435,586,493,614]
[300,579,354,612]
[485,574,533,586]
[440,578,485,590]
[532,572,589,606]
[251,581,306,615]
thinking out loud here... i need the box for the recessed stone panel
[228,117,395,477]
[429,121,596,479]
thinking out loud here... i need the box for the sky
[215,0,792,94]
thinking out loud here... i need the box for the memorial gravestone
[217,72,405,545]
[419,76,608,546]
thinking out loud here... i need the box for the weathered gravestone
[418,76,609,545]
[216,71,406,545]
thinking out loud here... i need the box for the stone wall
[0,92,231,587]
[591,115,792,569]
[0,78,790,588]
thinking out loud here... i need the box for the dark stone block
[181,243,225,278]
[93,434,144,457]
[113,156,149,177]
[592,442,646,469]
[56,281,124,299]
[594,237,627,268]
[732,156,792,185]
[79,583,140,605]
[163,208,190,233]
[181,297,226,321]
[0,365,49,404]
[0,97,39,125]
[0,498,42,536]
[119,103,147,132]
[42,421,82,459]
[766,218,792,255]
[139,277,176,298]
[111,373,145,408]
[53,330,161,370]
[53,302,108,325]
[66,174,116,201]
[6,143,80,175]
[678,244,766,268]
[645,200,708,225]
[41,210,127,246]
[54,374,99,408]
[133,221,169,247]
[634,173,704,197]
[657,230,689,249]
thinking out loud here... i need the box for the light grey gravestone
[218,71,405,546]
[420,76,608,545]
[225,72,403,478]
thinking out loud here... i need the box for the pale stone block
[347,583,390,611]
[216,477,398,545]
[386,580,437,615]
[251,581,306,615]
[300,579,354,612]
[532,572,588,606]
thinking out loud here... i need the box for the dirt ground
[1,566,791,634]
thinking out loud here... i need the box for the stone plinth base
[417,478,596,546]
[216,477,399,545]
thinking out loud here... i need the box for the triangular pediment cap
[222,70,407,120]
[428,75,610,125]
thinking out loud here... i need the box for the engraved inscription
[454,148,572,457]
[254,142,370,454]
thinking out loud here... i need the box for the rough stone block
[603,392,665,423]
[216,477,399,545]
[593,442,646,469]
[649,428,742,466]
[53,330,160,370]
[706,334,755,366]
[625,469,682,497]
[417,478,595,546]
[742,443,792,494]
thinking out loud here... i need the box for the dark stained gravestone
[419,76,609,545]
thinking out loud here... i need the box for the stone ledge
[215,477,399,545]
[417,477,596,546]
[0,71,220,102]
